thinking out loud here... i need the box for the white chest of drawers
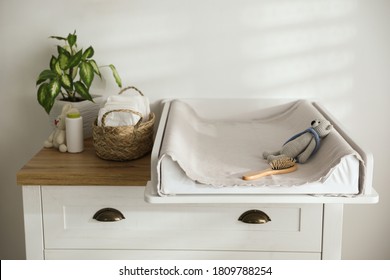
[18,138,376,260]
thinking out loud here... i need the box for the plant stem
[64,89,74,101]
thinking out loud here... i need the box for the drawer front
[42,186,323,252]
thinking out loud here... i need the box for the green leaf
[89,59,101,78]
[79,61,94,89]
[67,33,77,48]
[48,79,61,98]
[50,35,67,41]
[36,69,57,85]
[67,49,83,69]
[50,56,57,71]
[37,82,55,114]
[74,81,93,101]
[60,74,72,89]
[37,83,49,106]
[57,45,70,56]
[54,61,63,75]
[58,52,69,70]
[82,46,94,59]
[109,64,122,88]
[71,67,78,80]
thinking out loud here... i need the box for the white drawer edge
[45,249,321,260]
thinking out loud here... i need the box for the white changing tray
[145,99,378,204]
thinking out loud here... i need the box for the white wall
[1,0,389,259]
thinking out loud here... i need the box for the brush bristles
[269,157,296,170]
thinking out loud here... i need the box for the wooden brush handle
[242,165,297,181]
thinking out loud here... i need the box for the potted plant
[36,30,122,113]
[36,30,122,137]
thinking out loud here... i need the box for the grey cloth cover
[158,100,362,189]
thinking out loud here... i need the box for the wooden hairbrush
[242,157,297,181]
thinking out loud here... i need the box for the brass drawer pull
[238,209,271,224]
[93,208,125,222]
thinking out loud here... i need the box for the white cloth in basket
[98,92,150,127]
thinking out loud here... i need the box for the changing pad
[157,100,363,196]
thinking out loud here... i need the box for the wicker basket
[92,87,154,161]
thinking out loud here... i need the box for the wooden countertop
[16,138,150,186]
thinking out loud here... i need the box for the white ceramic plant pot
[49,95,105,139]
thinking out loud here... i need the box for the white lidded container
[66,111,84,153]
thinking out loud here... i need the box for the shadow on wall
[240,0,358,103]
[74,0,358,110]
